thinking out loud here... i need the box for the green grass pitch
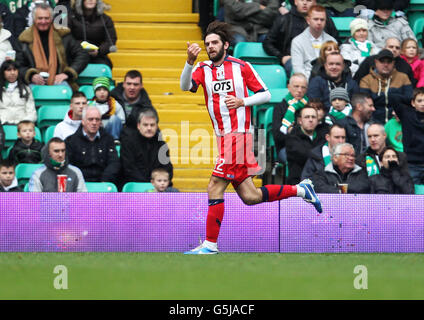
[1,252,423,300]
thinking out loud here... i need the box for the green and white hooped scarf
[322,143,331,167]
[280,92,308,134]
[366,155,380,176]
[351,38,372,57]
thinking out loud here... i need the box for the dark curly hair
[204,21,234,44]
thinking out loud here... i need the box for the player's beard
[208,45,225,63]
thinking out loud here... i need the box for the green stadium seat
[24,183,29,192]
[77,64,113,85]
[233,42,280,65]
[409,0,424,11]
[213,0,219,16]
[115,145,120,157]
[43,125,56,144]
[31,85,72,107]
[85,182,118,192]
[415,184,424,194]
[15,163,44,187]
[122,182,154,192]
[37,105,69,130]
[331,17,355,38]
[3,125,42,148]
[79,84,115,100]
[411,17,424,45]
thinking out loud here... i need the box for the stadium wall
[0,193,423,253]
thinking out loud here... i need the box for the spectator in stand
[0,60,36,125]
[384,110,403,152]
[272,73,308,163]
[0,3,14,44]
[222,0,280,46]
[317,0,355,17]
[263,0,339,76]
[324,87,353,126]
[0,16,14,65]
[285,105,327,184]
[16,2,89,89]
[400,38,424,88]
[307,52,359,111]
[301,123,346,180]
[68,0,117,68]
[356,123,409,177]
[354,37,416,86]
[391,87,424,185]
[65,105,120,184]
[88,76,125,142]
[290,5,337,79]
[0,159,22,191]
[313,142,370,193]
[308,98,325,124]
[336,92,375,155]
[110,70,154,130]
[150,168,179,193]
[355,0,410,20]
[8,120,43,164]
[367,0,415,52]
[120,108,173,184]
[54,91,87,140]
[29,136,87,192]
[369,146,414,194]
[340,18,378,77]
[359,49,412,124]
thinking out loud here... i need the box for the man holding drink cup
[28,137,87,192]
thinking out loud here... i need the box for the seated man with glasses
[312,142,370,193]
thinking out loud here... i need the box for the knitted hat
[375,0,394,10]
[350,18,368,36]
[93,77,110,91]
[330,87,349,102]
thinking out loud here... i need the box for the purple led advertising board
[0,193,423,253]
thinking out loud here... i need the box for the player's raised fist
[187,42,201,65]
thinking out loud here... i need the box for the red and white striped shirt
[190,56,268,136]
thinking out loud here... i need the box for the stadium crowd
[0,0,423,194]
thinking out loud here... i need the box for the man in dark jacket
[286,105,327,184]
[120,108,173,184]
[313,142,370,193]
[15,3,89,89]
[0,159,22,192]
[110,69,155,130]
[354,37,415,86]
[65,106,121,184]
[307,52,359,111]
[301,123,346,180]
[336,92,375,155]
[263,0,339,75]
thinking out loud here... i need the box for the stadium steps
[108,0,262,192]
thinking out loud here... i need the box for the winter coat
[309,57,352,81]
[65,125,121,183]
[356,146,409,176]
[354,55,415,86]
[335,116,370,155]
[367,16,416,52]
[285,124,327,184]
[0,177,22,192]
[359,68,413,124]
[312,162,370,194]
[120,127,173,183]
[272,99,289,152]
[369,166,414,194]
[306,65,359,111]
[110,82,154,130]
[262,6,339,62]
[53,110,82,141]
[16,25,89,87]
[340,38,378,76]
[300,143,327,181]
[400,54,424,88]
[28,144,87,192]
[69,0,117,68]
[8,138,43,164]
[0,28,13,65]
[0,83,36,125]
[223,0,280,42]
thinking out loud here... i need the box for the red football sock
[260,185,298,202]
[205,200,225,243]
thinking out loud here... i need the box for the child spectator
[308,98,326,124]
[8,120,43,164]
[392,87,424,184]
[149,168,179,193]
[0,159,22,191]
[325,87,353,125]
[89,76,125,142]
[400,38,424,88]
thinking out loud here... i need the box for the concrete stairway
[107,0,262,192]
